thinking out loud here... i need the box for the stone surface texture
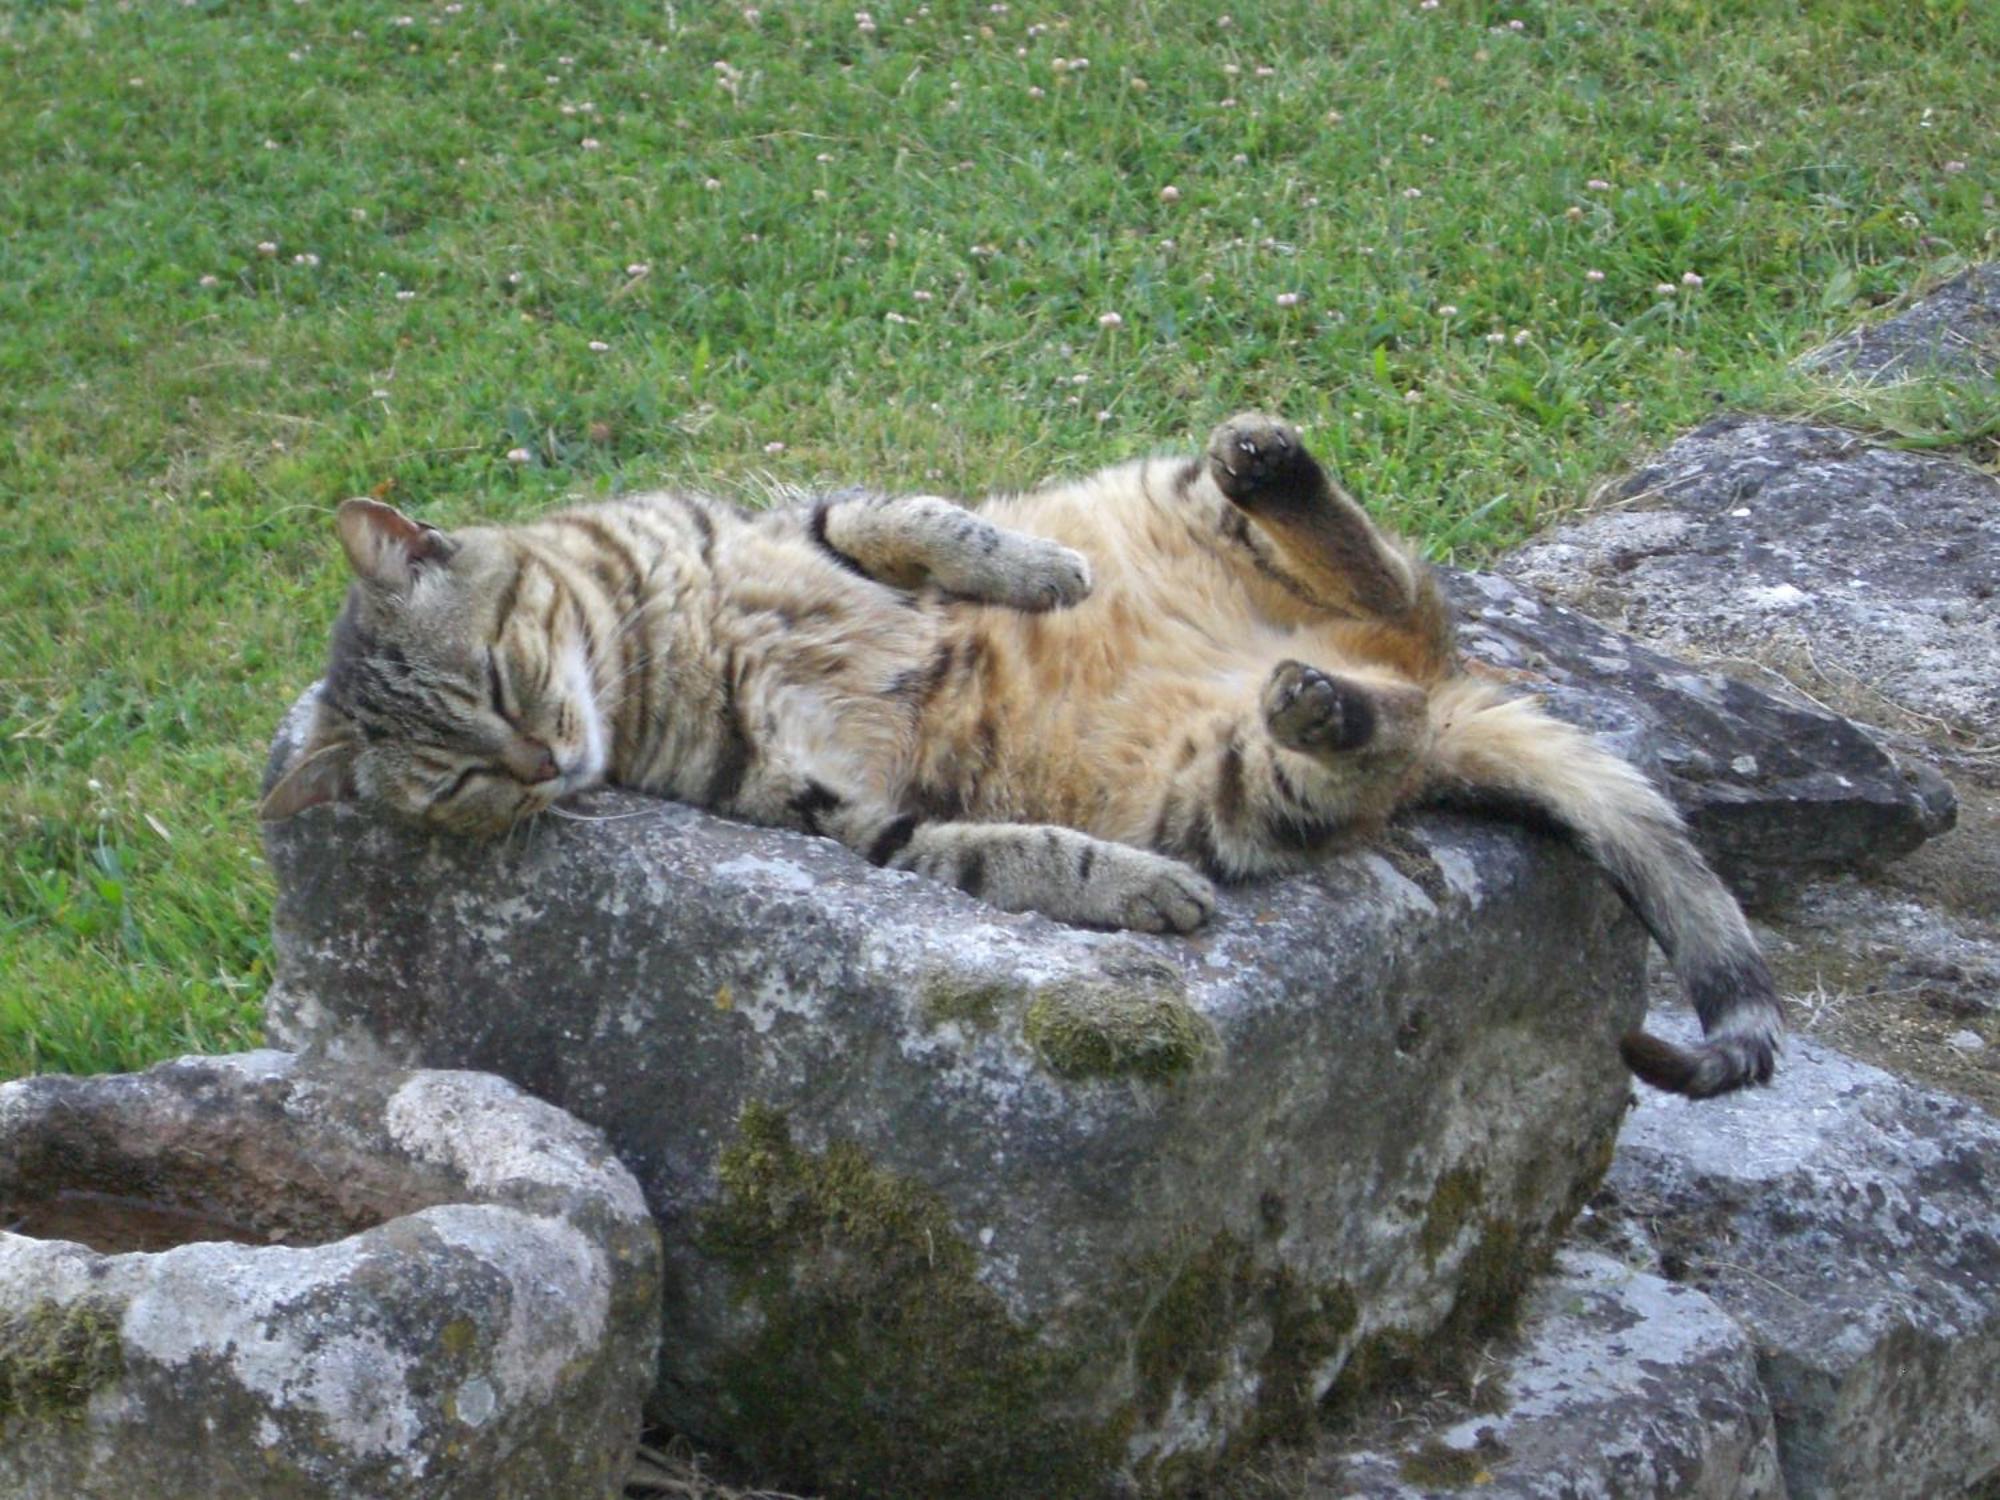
[1323,1248,1785,1500]
[1503,415,2000,744]
[1601,1018,2000,1500]
[1444,567,1953,899]
[262,688,1648,1497]
[0,1051,660,1500]
[1795,264,2000,384]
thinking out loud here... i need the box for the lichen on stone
[0,1299,124,1423]
[698,1102,1120,1497]
[1021,977,1214,1083]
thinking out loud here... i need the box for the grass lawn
[1,0,1993,1080]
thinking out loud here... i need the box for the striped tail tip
[1620,1024,1779,1100]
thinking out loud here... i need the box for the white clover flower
[198,274,221,288]
[1402,187,1423,199]
[256,241,279,255]
[1585,268,1605,282]
[505,447,532,463]
[1681,270,1704,287]
[1437,303,1458,317]
[1486,331,1506,344]
[1655,282,1677,296]
[1586,177,1612,191]
[1097,311,1123,329]
[292,252,320,267]
[1512,328,1532,345]
[588,339,610,351]
[581,137,601,150]
[704,177,722,191]
[1275,291,1301,308]
[396,289,417,301]
[1944,159,1967,173]
[1159,184,1181,203]
[1404,389,1422,403]
[764,441,787,454]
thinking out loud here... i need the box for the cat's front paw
[1206,412,1318,508]
[939,536,1094,612]
[1098,848,1216,933]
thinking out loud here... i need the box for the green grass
[2,0,1994,1079]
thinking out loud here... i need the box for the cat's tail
[1419,675,1781,1098]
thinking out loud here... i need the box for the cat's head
[260,499,607,832]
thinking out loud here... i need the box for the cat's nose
[510,739,561,784]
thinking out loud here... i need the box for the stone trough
[263,687,1650,1496]
[0,1051,660,1500]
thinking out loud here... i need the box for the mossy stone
[0,1300,123,1423]
[1022,979,1214,1082]
[699,1102,1122,1497]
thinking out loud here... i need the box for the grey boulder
[1602,1016,2000,1499]
[1796,263,2000,384]
[1444,566,1953,899]
[0,1051,661,1500]
[1503,415,2000,745]
[1322,1247,1785,1500]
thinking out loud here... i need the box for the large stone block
[262,691,1646,1496]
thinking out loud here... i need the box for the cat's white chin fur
[565,638,611,788]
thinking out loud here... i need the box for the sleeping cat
[263,413,1781,1098]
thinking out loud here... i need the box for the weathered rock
[1796,264,2000,384]
[1601,1016,2000,1499]
[0,1051,660,1500]
[261,691,1648,1497]
[1503,415,2000,744]
[1444,567,1954,899]
[1320,1248,1785,1500]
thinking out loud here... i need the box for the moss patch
[1126,1232,1360,1495]
[916,974,1011,1033]
[0,1299,124,1422]
[1417,1165,1486,1266]
[1399,1434,1504,1488]
[699,1103,1121,1498]
[1022,978,1214,1083]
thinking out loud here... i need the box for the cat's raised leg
[1200,414,1452,649]
[811,492,1092,611]
[1140,658,1430,879]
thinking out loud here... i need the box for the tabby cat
[263,413,1781,1097]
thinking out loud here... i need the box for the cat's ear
[259,712,361,821]
[336,498,455,593]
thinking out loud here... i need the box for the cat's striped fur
[265,414,1781,1097]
